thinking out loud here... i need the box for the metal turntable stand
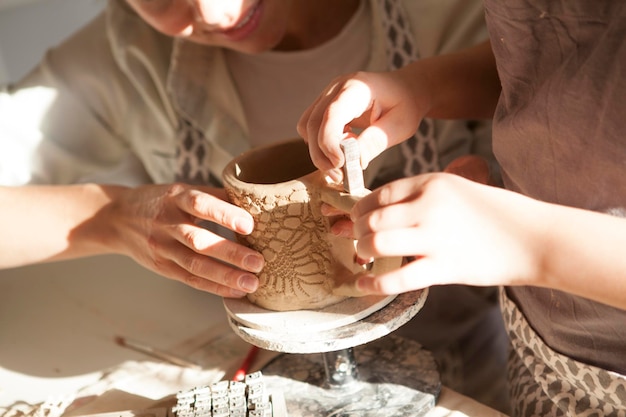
[223,289,441,417]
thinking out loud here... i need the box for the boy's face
[125,0,291,53]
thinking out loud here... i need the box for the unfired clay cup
[222,139,401,312]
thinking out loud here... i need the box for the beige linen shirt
[0,0,490,187]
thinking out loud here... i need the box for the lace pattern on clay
[225,180,348,311]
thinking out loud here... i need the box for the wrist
[396,63,434,119]
[73,183,131,256]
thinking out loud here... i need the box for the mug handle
[319,185,404,297]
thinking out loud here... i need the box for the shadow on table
[0,255,226,378]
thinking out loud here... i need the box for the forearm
[398,40,501,120]
[535,203,626,310]
[0,184,126,268]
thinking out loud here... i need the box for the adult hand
[297,69,429,181]
[102,183,264,297]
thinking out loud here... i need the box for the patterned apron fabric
[500,288,626,417]
[175,118,222,185]
[175,0,439,185]
[375,0,439,179]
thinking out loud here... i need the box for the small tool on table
[114,336,201,370]
[232,345,260,382]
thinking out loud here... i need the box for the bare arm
[403,40,500,120]
[350,174,626,310]
[0,184,116,266]
[0,184,264,297]
[537,203,626,309]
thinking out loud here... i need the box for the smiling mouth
[232,3,258,30]
[194,1,262,40]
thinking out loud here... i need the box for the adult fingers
[172,222,264,273]
[153,248,259,297]
[175,188,255,235]
[167,187,265,273]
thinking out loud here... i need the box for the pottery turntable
[222,140,441,416]
[224,289,439,417]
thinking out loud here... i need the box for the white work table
[0,255,508,417]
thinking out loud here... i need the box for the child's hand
[297,69,430,181]
[350,173,541,294]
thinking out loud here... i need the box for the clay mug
[222,138,401,312]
